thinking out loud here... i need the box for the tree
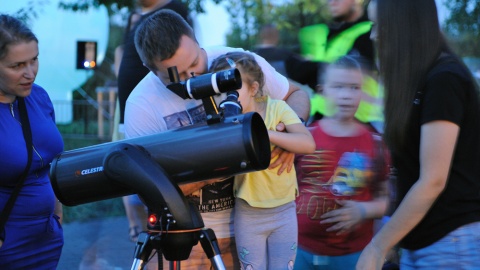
[223,0,330,51]
[14,0,50,25]
[58,0,218,14]
[442,0,480,58]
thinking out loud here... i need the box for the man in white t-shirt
[125,9,310,270]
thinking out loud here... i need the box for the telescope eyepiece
[166,67,242,100]
[219,90,242,117]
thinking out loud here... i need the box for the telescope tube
[50,112,270,206]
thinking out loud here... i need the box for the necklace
[10,103,14,118]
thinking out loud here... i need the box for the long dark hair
[0,14,37,60]
[375,0,447,151]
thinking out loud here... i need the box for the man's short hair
[134,9,197,71]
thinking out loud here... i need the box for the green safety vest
[299,21,384,124]
[299,21,373,62]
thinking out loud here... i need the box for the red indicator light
[148,214,157,225]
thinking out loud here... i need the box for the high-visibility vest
[299,21,373,62]
[299,21,384,124]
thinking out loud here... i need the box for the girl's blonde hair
[210,52,265,98]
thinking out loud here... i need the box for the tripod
[93,143,225,270]
[130,227,225,270]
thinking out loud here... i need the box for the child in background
[210,52,316,270]
[294,56,390,270]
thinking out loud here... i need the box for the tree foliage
[442,0,480,57]
[57,0,218,14]
[223,0,330,51]
[13,0,50,25]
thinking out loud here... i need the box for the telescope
[50,112,269,206]
[49,66,270,269]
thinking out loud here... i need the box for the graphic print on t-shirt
[164,104,206,128]
[297,150,371,219]
[163,104,235,213]
[188,178,235,213]
[328,152,370,195]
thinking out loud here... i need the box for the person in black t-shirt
[357,0,480,269]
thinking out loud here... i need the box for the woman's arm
[356,120,459,270]
[268,123,316,154]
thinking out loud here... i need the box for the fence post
[108,86,116,135]
[96,83,117,139]
[96,87,104,138]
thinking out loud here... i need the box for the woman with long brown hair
[357,0,480,269]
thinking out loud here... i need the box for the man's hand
[269,147,295,175]
[268,122,295,175]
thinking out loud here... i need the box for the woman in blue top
[0,14,64,269]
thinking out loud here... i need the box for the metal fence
[53,86,117,143]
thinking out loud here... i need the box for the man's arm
[283,81,310,121]
[178,181,211,196]
[178,177,230,196]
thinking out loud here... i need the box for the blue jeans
[294,247,361,270]
[400,221,480,269]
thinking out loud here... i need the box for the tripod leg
[169,260,181,270]
[131,232,154,270]
[199,229,226,270]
